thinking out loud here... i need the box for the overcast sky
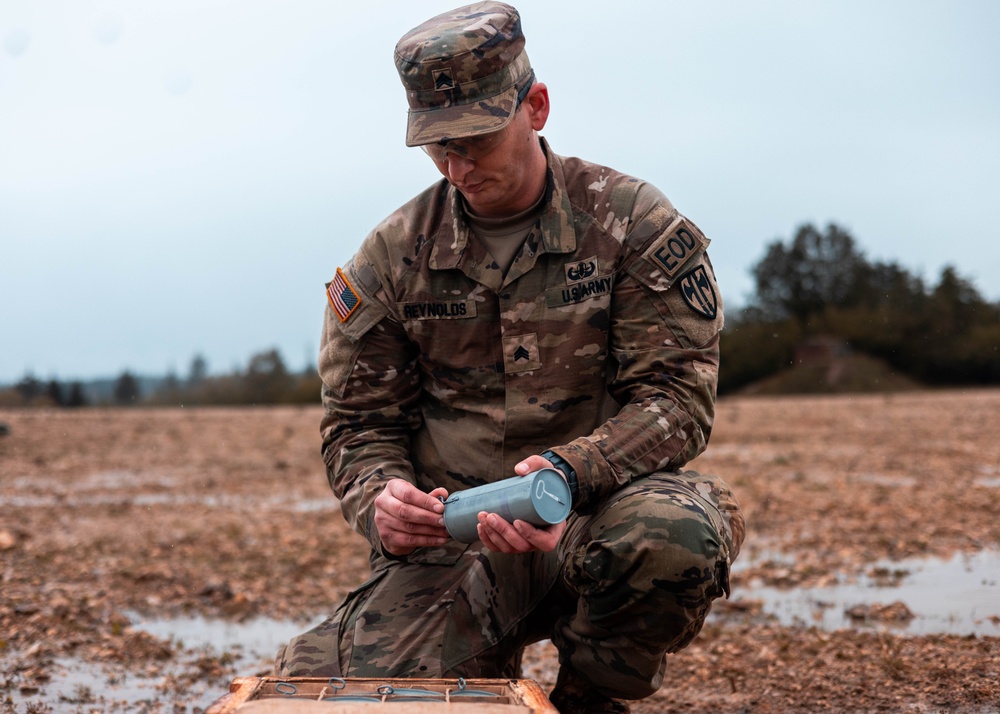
[2,0,998,384]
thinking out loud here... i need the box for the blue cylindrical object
[442,468,572,543]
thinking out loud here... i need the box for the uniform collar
[534,137,578,256]
[428,137,577,273]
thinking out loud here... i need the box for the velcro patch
[545,274,613,307]
[678,265,718,319]
[433,69,454,91]
[401,300,477,320]
[643,218,707,279]
[564,257,599,284]
[503,333,541,373]
[326,267,362,323]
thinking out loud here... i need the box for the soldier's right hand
[373,478,450,556]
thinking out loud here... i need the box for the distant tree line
[719,222,1000,393]
[1,375,90,408]
[2,222,998,407]
[0,349,322,408]
[146,349,322,407]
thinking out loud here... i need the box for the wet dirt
[2,389,999,712]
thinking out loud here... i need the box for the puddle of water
[7,615,325,713]
[10,656,212,713]
[733,549,1000,635]
[129,613,320,662]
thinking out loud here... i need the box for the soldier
[274,2,745,712]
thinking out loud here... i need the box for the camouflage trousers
[273,469,744,700]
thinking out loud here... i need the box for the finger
[382,520,448,540]
[477,522,508,553]
[381,482,446,526]
[428,487,449,502]
[476,512,509,553]
[478,520,521,554]
[378,514,449,551]
[391,480,446,511]
[376,511,448,539]
[514,453,554,476]
[480,513,532,553]
[513,518,566,553]
[382,530,449,556]
[395,502,447,527]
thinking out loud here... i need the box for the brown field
[2,389,999,712]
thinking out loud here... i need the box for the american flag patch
[327,267,362,323]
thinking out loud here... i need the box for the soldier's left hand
[477,512,567,554]
[476,454,568,554]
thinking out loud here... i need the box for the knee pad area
[571,491,726,610]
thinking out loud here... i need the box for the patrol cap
[394,1,533,147]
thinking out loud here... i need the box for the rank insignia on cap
[678,265,718,320]
[327,267,362,323]
[433,69,454,91]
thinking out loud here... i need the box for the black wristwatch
[541,450,578,498]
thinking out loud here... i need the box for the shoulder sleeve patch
[640,216,709,281]
[326,267,362,323]
[623,204,676,251]
[325,261,390,343]
[678,265,719,319]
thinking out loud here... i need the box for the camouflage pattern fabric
[318,138,725,552]
[276,138,744,698]
[274,469,744,700]
[394,2,532,146]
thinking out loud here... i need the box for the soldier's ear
[524,83,549,131]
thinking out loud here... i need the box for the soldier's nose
[444,154,475,183]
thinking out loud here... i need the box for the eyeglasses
[421,73,535,164]
[421,124,511,163]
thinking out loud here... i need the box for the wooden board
[205,677,557,713]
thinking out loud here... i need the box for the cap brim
[405,82,521,147]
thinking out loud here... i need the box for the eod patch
[643,219,707,280]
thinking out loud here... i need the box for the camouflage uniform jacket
[319,138,724,558]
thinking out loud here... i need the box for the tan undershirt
[464,191,546,274]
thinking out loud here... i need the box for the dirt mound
[740,341,921,395]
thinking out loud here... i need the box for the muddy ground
[1,389,999,713]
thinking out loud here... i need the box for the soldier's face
[425,84,549,218]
